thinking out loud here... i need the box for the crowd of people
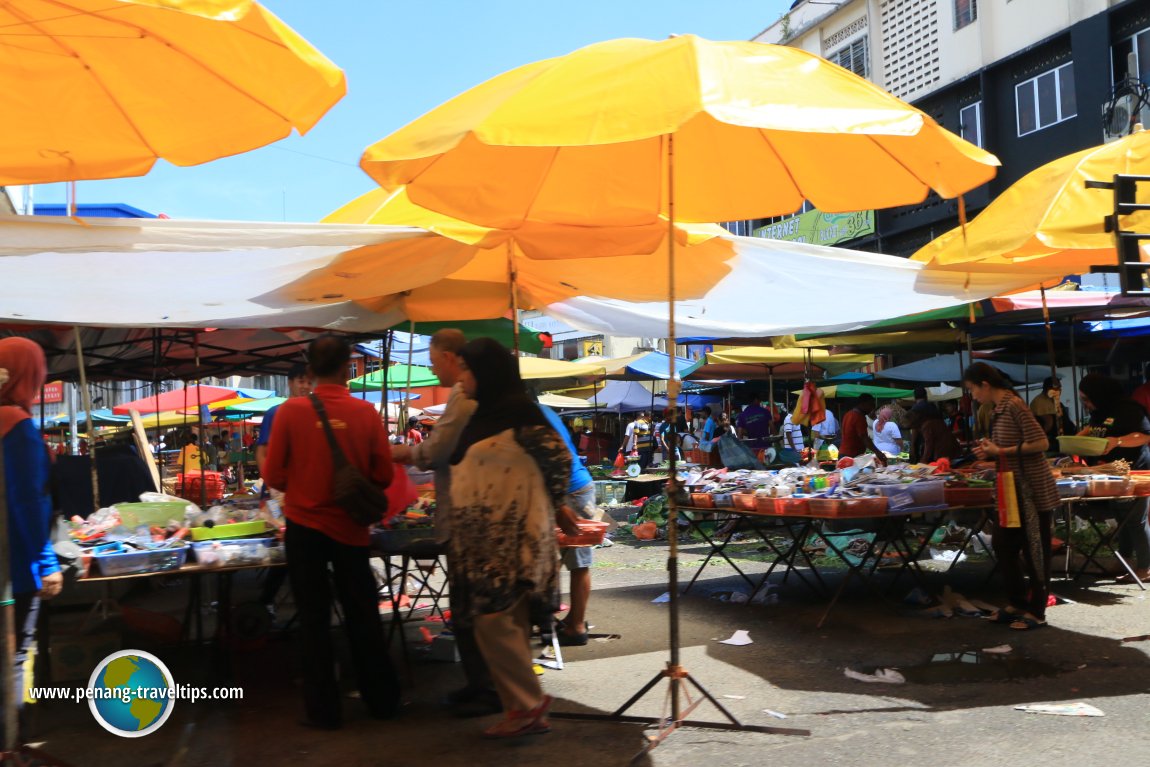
[9,326,1150,740]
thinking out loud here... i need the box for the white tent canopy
[0,215,1054,340]
[541,236,1057,339]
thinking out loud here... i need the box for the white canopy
[0,215,1056,341]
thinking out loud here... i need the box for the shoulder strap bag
[309,394,388,527]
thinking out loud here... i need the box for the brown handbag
[309,394,388,527]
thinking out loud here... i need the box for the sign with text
[753,209,874,247]
[32,381,64,405]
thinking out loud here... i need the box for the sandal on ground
[986,607,1020,625]
[482,695,553,739]
[1114,569,1150,584]
[1008,615,1047,631]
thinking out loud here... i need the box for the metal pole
[0,366,17,754]
[509,241,522,356]
[73,327,99,511]
[1070,317,1081,427]
[664,133,683,722]
[1039,286,1060,387]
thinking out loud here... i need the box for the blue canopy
[39,409,130,428]
[351,390,422,404]
[823,371,874,383]
[583,381,668,413]
[876,353,1040,385]
[605,351,696,381]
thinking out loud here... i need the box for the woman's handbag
[996,455,1022,528]
[309,395,388,527]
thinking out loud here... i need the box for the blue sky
[36,1,791,222]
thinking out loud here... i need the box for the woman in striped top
[965,363,1059,631]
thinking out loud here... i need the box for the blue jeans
[1115,497,1150,569]
[2,592,39,745]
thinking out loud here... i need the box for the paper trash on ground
[982,644,1013,654]
[763,709,788,719]
[844,668,906,684]
[1015,702,1104,717]
[718,630,753,646]
[652,592,671,603]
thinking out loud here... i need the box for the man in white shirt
[781,412,805,456]
[812,408,839,450]
[391,330,491,716]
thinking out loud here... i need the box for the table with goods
[673,453,1150,624]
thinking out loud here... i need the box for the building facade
[748,0,1149,256]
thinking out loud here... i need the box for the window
[829,37,868,78]
[955,0,977,30]
[1112,28,1150,85]
[959,101,983,147]
[1015,63,1076,136]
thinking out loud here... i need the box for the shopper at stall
[735,393,772,448]
[780,411,805,457]
[405,415,424,445]
[630,411,655,470]
[450,337,572,738]
[0,338,63,745]
[177,433,202,474]
[908,408,961,464]
[538,401,597,647]
[872,406,904,457]
[965,362,1058,630]
[255,361,313,616]
[840,394,887,466]
[264,334,400,729]
[255,362,313,472]
[1077,373,1150,583]
[1030,376,1065,445]
[390,329,492,717]
[812,407,838,450]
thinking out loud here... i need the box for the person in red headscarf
[0,337,62,744]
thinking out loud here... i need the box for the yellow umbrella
[702,347,873,366]
[356,34,996,736]
[361,35,998,229]
[912,128,1150,274]
[319,187,737,321]
[0,0,345,184]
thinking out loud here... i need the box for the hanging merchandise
[792,382,827,427]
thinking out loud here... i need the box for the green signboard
[753,209,874,246]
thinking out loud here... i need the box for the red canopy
[113,385,240,415]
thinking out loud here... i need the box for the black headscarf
[451,337,548,464]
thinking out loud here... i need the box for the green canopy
[793,383,915,399]
[349,364,440,391]
[213,396,286,417]
[386,319,548,355]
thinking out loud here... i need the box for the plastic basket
[189,520,271,541]
[808,496,889,517]
[92,545,188,576]
[177,470,226,503]
[689,493,715,509]
[943,487,996,507]
[114,502,189,530]
[1057,435,1110,457]
[1086,477,1131,497]
[556,520,609,548]
[191,538,276,567]
[371,526,438,553]
[862,480,946,509]
[732,493,758,512]
[771,496,811,516]
[1056,479,1087,498]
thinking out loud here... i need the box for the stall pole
[508,242,521,356]
[1070,317,1081,426]
[153,330,163,485]
[73,328,99,511]
[0,367,15,755]
[552,133,809,749]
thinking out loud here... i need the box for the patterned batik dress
[449,425,571,628]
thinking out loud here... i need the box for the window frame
[959,101,983,148]
[1015,62,1077,137]
[828,36,868,79]
[955,0,977,30]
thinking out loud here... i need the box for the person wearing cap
[1030,376,1064,446]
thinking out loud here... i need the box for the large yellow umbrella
[357,34,996,738]
[0,0,345,184]
[361,35,998,229]
[320,187,737,321]
[911,128,1150,274]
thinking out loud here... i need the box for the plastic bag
[632,521,658,540]
[717,434,764,470]
[384,466,418,523]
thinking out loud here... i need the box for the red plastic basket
[732,493,758,512]
[177,470,225,503]
[557,520,609,547]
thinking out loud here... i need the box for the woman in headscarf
[449,338,571,739]
[964,363,1058,630]
[1077,374,1150,583]
[0,338,62,743]
[871,406,904,458]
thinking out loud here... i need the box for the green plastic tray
[189,520,272,541]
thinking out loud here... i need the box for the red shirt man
[264,385,393,547]
[839,393,887,466]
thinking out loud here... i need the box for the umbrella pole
[1039,287,1061,429]
[381,331,392,439]
[403,322,415,437]
[1070,316,1081,427]
[508,242,521,356]
[565,134,808,750]
[0,367,15,755]
[73,327,99,512]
